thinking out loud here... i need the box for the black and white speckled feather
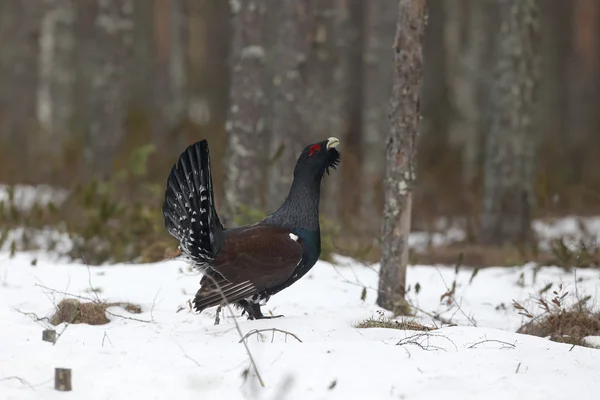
[162,140,223,270]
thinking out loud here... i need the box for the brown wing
[192,225,303,311]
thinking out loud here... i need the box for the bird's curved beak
[326,137,340,150]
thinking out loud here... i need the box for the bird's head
[294,137,341,178]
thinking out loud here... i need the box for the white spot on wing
[289,233,298,241]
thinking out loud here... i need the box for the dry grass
[50,298,142,326]
[514,282,600,349]
[517,309,600,348]
[356,313,434,332]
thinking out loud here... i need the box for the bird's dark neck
[263,173,322,231]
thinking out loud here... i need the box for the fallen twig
[0,376,35,390]
[239,328,303,344]
[467,339,516,350]
[104,309,152,324]
[396,332,457,352]
[201,273,266,387]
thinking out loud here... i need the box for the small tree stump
[42,329,57,343]
[55,368,72,391]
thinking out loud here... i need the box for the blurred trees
[0,0,599,258]
[267,0,311,212]
[223,0,269,218]
[479,0,541,246]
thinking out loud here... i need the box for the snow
[0,184,68,212]
[1,250,600,400]
[1,183,599,398]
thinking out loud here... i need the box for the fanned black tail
[162,140,223,268]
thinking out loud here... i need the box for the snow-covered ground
[2,185,600,399]
[1,250,600,400]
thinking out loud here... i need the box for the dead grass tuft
[517,309,600,348]
[514,282,600,349]
[356,313,434,331]
[50,298,142,326]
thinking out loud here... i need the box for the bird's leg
[238,301,284,320]
[213,304,222,325]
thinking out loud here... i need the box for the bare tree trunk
[0,1,42,182]
[223,0,268,219]
[37,0,75,170]
[306,0,345,222]
[76,0,134,179]
[445,0,485,187]
[338,0,366,230]
[361,0,396,232]
[377,0,426,313]
[154,0,188,133]
[567,0,598,182]
[188,0,231,130]
[479,0,541,246]
[310,0,364,225]
[266,1,311,212]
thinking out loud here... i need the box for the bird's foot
[254,314,284,320]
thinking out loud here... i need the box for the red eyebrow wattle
[309,144,321,156]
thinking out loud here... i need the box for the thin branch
[104,309,152,324]
[200,273,265,387]
[0,376,35,390]
[13,309,50,326]
[214,304,222,325]
[34,283,96,302]
[102,331,113,348]
[396,332,458,352]
[239,328,303,344]
[467,339,516,349]
[434,267,477,326]
[150,288,161,324]
[84,257,101,303]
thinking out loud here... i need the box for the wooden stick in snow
[54,368,72,391]
[42,329,57,343]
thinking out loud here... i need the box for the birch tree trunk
[361,0,396,232]
[223,0,269,218]
[37,0,75,167]
[479,0,541,246]
[266,0,311,212]
[377,0,426,313]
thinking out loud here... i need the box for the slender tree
[445,0,485,188]
[37,0,76,168]
[377,0,427,312]
[479,0,541,246]
[223,0,269,219]
[305,0,345,221]
[266,0,311,211]
[75,0,134,179]
[0,1,42,182]
[337,0,365,229]
[154,0,188,133]
[567,0,598,181]
[361,0,397,231]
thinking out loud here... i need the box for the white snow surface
[0,184,68,211]
[1,251,600,400]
